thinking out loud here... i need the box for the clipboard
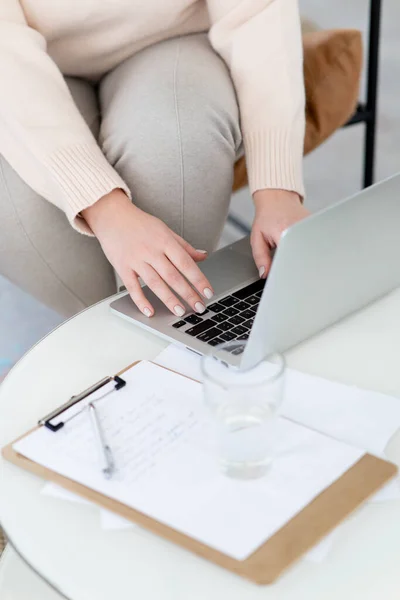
[2,360,398,585]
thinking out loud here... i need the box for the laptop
[110,173,400,368]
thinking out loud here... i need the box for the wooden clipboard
[2,361,398,585]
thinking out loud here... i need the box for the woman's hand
[251,190,310,278]
[82,190,214,317]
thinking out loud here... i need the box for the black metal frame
[228,0,382,235]
[344,0,382,188]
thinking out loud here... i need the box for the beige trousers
[0,34,242,317]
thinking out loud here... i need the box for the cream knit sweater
[0,0,305,233]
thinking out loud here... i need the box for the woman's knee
[99,34,243,249]
[102,118,236,250]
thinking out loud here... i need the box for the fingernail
[174,305,185,317]
[143,307,152,318]
[196,249,208,254]
[259,266,265,278]
[203,287,214,299]
[195,302,206,314]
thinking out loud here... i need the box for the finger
[123,271,154,317]
[250,229,272,279]
[140,263,187,317]
[166,241,214,300]
[172,232,208,262]
[154,256,207,314]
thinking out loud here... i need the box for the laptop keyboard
[172,279,265,353]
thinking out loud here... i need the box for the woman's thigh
[99,33,243,252]
[0,78,116,317]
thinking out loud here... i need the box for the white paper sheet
[41,482,135,530]
[155,344,202,381]
[37,379,129,531]
[370,476,400,502]
[155,345,400,455]
[41,481,92,506]
[100,509,134,530]
[304,529,341,563]
[17,361,363,561]
[303,476,400,563]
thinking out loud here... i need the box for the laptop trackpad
[198,237,258,296]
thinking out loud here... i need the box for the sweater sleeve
[207,0,305,198]
[0,0,131,234]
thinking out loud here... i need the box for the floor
[1,0,399,381]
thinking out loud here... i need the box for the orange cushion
[233,29,363,192]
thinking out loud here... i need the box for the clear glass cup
[201,341,285,480]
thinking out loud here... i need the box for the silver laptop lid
[242,172,400,368]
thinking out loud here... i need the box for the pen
[88,402,115,479]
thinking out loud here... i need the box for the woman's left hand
[251,189,310,278]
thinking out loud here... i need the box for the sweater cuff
[243,128,305,199]
[44,142,132,235]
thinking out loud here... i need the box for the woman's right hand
[82,190,214,318]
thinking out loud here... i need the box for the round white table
[1,290,400,600]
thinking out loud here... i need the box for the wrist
[253,189,301,209]
[81,189,132,231]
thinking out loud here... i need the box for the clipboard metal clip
[38,375,126,432]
